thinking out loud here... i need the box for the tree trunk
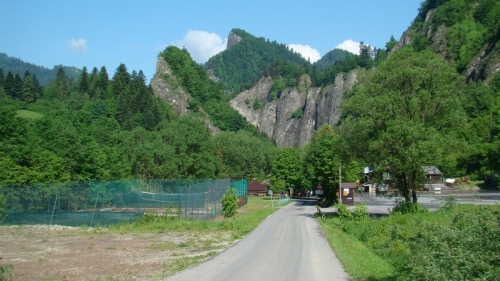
[412,189,418,204]
[403,190,411,203]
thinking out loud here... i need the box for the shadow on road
[293,197,319,206]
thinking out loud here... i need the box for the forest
[1,0,500,206]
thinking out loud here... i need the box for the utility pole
[339,163,342,202]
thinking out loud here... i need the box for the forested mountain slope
[313,48,354,71]
[0,53,81,85]
[204,28,310,97]
[393,0,500,82]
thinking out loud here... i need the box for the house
[247,180,269,196]
[422,166,442,184]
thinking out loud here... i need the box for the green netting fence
[0,178,247,227]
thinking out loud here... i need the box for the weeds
[0,264,13,281]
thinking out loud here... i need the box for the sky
[1,0,423,82]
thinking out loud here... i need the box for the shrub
[220,187,238,219]
[391,202,429,215]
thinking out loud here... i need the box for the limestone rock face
[150,56,190,116]
[227,32,242,50]
[150,56,220,135]
[391,8,500,82]
[230,70,358,147]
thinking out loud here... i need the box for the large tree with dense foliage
[270,147,302,194]
[342,47,466,203]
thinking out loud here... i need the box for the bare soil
[0,225,233,281]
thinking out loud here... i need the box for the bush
[220,187,238,219]
[335,203,369,231]
[391,202,429,215]
[400,206,500,281]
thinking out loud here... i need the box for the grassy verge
[318,214,395,281]
[318,203,500,281]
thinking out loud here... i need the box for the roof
[422,166,442,175]
[340,182,357,188]
[248,180,269,192]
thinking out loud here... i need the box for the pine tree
[0,69,4,90]
[97,66,109,95]
[55,67,69,101]
[32,74,43,99]
[13,73,23,100]
[4,71,14,98]
[79,66,89,93]
[88,67,99,98]
[22,75,36,104]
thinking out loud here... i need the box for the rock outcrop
[151,56,220,135]
[226,32,242,50]
[150,56,190,116]
[230,70,358,147]
[392,8,500,82]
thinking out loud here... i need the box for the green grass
[16,109,44,119]
[318,215,395,281]
[108,196,279,239]
[319,204,500,281]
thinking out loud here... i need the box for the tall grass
[320,204,500,281]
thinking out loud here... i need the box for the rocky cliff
[230,70,358,147]
[151,56,220,134]
[392,8,500,82]
[150,56,190,116]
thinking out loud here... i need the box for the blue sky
[1,0,422,82]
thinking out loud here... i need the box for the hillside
[0,53,81,85]
[394,0,500,82]
[313,48,354,71]
[204,28,310,97]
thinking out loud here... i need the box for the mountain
[314,48,354,71]
[204,28,310,97]
[148,28,372,147]
[0,52,81,85]
[392,0,500,82]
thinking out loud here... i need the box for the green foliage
[401,205,500,281]
[161,46,256,133]
[342,47,466,203]
[328,204,500,281]
[204,28,310,96]
[213,130,277,180]
[271,147,302,193]
[0,264,13,281]
[314,48,354,71]
[16,109,43,119]
[291,107,304,119]
[335,203,369,227]
[0,52,80,85]
[220,187,238,219]
[391,202,429,215]
[252,99,262,110]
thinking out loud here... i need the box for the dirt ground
[0,225,233,281]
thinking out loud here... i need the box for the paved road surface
[165,198,350,281]
[321,190,500,215]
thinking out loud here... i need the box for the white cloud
[67,38,88,53]
[334,39,360,55]
[169,30,227,63]
[287,44,321,63]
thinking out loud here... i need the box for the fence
[0,178,247,227]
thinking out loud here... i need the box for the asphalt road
[164,198,350,281]
[323,190,500,215]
